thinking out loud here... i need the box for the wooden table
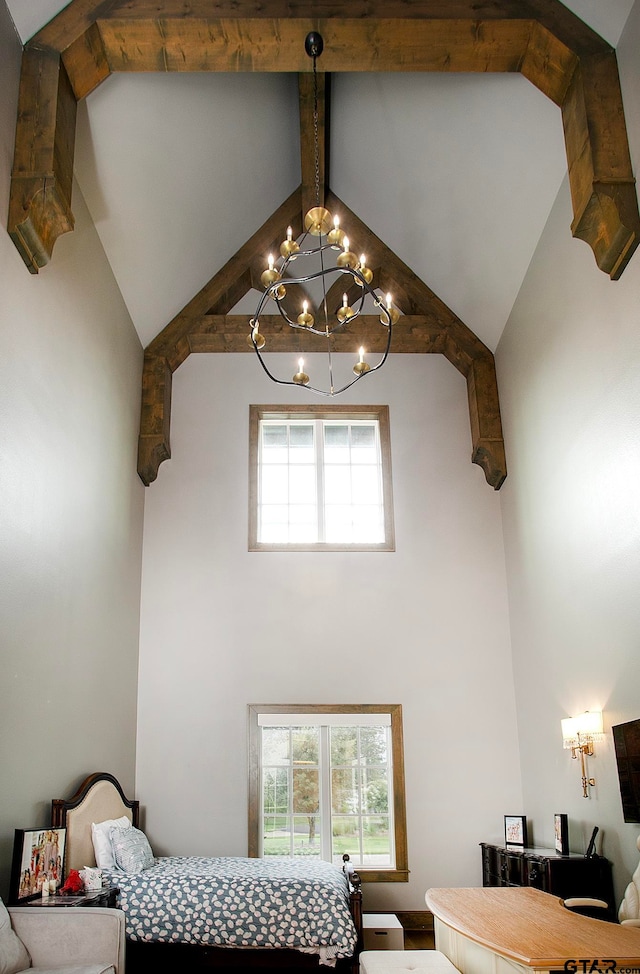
[425,887,640,973]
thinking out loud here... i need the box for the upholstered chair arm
[8,907,125,973]
[564,897,609,911]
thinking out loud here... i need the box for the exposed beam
[9,4,639,278]
[138,188,507,489]
[8,48,77,272]
[6,0,638,492]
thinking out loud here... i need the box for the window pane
[263,819,291,856]
[332,768,360,814]
[362,816,391,864]
[324,506,354,543]
[352,511,383,543]
[324,425,349,448]
[289,465,316,501]
[331,727,358,765]
[261,467,289,504]
[362,769,389,814]
[263,767,289,824]
[292,727,319,763]
[289,425,313,447]
[292,768,319,814]
[351,466,380,503]
[331,816,360,860]
[360,726,389,765]
[262,727,290,765]
[260,505,289,543]
[293,815,321,856]
[324,424,350,464]
[262,425,287,447]
[324,466,351,504]
[351,425,375,449]
[289,523,317,543]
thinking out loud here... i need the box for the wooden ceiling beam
[9,4,639,278]
[299,71,327,216]
[6,0,638,489]
[138,186,507,489]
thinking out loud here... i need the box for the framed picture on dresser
[554,813,569,855]
[504,815,528,847]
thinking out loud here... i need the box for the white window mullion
[316,420,326,542]
[319,726,332,860]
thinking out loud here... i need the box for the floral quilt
[103,855,357,965]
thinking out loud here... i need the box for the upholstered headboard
[51,772,139,873]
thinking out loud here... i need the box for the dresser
[480,842,615,917]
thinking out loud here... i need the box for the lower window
[248,704,409,882]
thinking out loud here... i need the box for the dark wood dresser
[480,842,615,918]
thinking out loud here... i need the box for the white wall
[0,0,144,899]
[497,0,640,904]
[137,349,521,910]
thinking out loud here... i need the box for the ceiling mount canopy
[248,32,396,396]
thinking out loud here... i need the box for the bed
[51,772,362,972]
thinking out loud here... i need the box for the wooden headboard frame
[51,772,139,873]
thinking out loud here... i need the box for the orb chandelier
[248,32,398,397]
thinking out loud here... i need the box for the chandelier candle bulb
[297,300,315,327]
[280,226,300,259]
[337,293,354,323]
[327,215,344,247]
[337,236,357,270]
[261,253,279,288]
[353,346,371,376]
[293,358,310,386]
[357,254,373,285]
[382,292,400,325]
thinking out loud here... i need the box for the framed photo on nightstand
[504,815,528,847]
[554,813,569,855]
[10,827,66,903]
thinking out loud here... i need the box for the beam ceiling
[7,0,640,489]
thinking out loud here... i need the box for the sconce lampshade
[561,710,604,748]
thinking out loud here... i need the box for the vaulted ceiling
[5,0,639,488]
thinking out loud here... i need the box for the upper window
[248,704,409,883]
[249,405,394,551]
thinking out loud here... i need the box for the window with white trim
[249,405,394,551]
[248,704,408,883]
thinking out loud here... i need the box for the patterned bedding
[102,855,358,966]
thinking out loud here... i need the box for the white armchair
[618,834,640,927]
[1,898,125,974]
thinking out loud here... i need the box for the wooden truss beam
[8,2,639,278]
[7,0,640,491]
[138,188,507,491]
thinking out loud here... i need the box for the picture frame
[9,827,66,903]
[554,813,569,855]
[504,815,528,847]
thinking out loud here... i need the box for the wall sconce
[561,711,604,798]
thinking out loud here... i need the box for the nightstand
[22,887,119,908]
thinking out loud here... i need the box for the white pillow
[110,826,154,874]
[91,816,132,869]
[0,898,30,974]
